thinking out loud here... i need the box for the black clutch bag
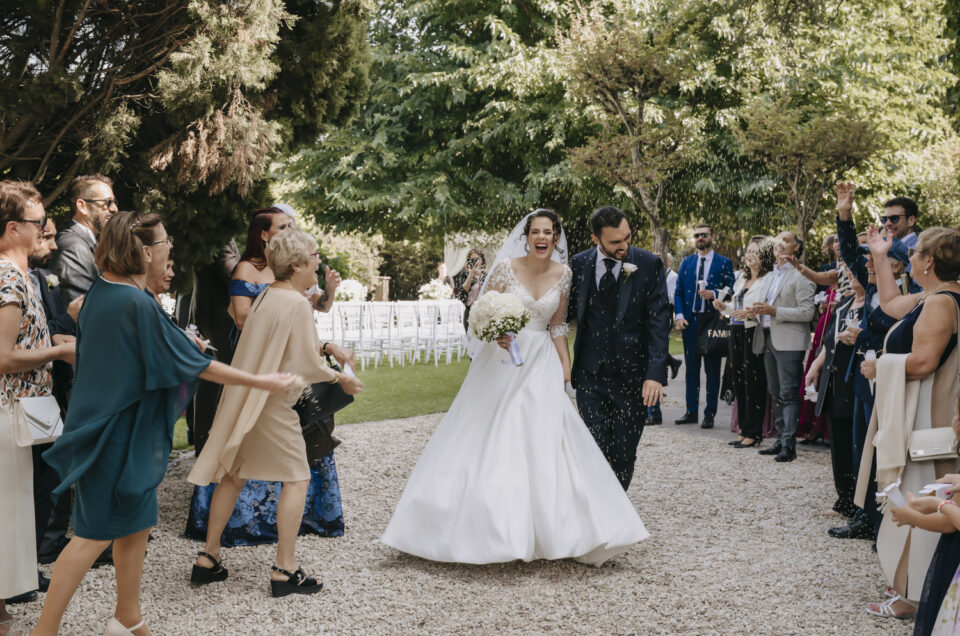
[294,355,354,461]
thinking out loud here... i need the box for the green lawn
[172,333,684,451]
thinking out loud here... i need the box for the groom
[568,206,671,490]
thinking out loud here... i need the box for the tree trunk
[647,213,672,263]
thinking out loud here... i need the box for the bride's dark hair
[523,208,562,239]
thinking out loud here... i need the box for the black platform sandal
[191,551,228,586]
[270,566,323,598]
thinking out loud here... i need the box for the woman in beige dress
[188,229,363,597]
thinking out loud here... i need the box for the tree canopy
[1,0,371,272]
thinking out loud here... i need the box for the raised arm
[867,224,921,319]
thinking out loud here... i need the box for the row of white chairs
[314,300,468,370]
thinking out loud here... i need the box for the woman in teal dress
[32,212,292,636]
[185,207,349,547]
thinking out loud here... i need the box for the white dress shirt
[594,249,623,289]
[760,262,793,328]
[692,250,715,313]
[665,268,678,304]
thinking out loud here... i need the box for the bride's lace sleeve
[549,266,573,340]
[483,260,512,294]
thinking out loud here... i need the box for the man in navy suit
[567,206,671,490]
[673,224,735,428]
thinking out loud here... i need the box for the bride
[380,209,648,565]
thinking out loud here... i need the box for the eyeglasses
[83,198,117,208]
[18,216,47,230]
[693,232,710,238]
[880,215,902,224]
[146,237,173,247]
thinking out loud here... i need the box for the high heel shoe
[191,551,228,586]
[104,617,145,636]
[270,566,323,598]
[734,438,761,448]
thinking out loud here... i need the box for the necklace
[919,281,956,302]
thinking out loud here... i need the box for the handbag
[293,355,353,462]
[905,295,960,462]
[909,427,959,462]
[12,395,64,447]
[696,311,731,357]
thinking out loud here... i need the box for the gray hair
[265,229,317,281]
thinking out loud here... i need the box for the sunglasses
[18,216,47,230]
[82,197,117,208]
[693,232,710,238]
[880,215,902,224]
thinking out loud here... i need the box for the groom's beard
[597,243,628,260]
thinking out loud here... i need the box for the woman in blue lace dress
[185,208,347,546]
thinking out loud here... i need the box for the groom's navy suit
[568,246,671,490]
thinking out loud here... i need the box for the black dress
[885,291,960,636]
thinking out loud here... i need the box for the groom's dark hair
[590,206,626,237]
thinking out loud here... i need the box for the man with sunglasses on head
[51,174,119,303]
[673,223,735,429]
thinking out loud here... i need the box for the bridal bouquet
[469,291,529,366]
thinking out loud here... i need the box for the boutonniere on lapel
[45,274,59,289]
[622,263,637,279]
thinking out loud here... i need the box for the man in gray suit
[52,174,118,301]
[749,230,816,462]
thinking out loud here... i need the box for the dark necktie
[695,256,706,312]
[599,258,616,292]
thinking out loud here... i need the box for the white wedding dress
[381,260,649,565]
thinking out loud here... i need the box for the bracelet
[327,371,341,385]
[939,499,957,515]
[322,342,330,356]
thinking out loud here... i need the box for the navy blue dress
[184,279,344,545]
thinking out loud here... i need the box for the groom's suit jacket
[567,246,671,387]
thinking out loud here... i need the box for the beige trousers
[0,406,37,598]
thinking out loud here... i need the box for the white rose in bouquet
[469,291,530,366]
[418,278,453,300]
[335,279,368,302]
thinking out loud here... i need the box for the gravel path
[17,415,911,635]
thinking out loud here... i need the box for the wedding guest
[881,196,919,250]
[51,175,118,302]
[188,229,363,597]
[715,236,774,448]
[18,220,80,600]
[894,468,960,635]
[647,252,683,425]
[230,208,291,331]
[184,240,240,452]
[185,211,349,547]
[805,268,865,519]
[857,225,960,620]
[453,249,486,327]
[828,183,921,541]
[673,224,735,428]
[749,230,816,462]
[33,211,292,636]
[0,182,75,634]
[146,256,174,299]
